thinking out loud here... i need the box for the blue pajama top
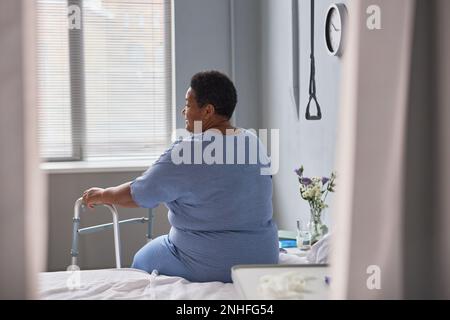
[130,129,279,283]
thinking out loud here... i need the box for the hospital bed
[38,199,311,300]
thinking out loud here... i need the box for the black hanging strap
[306,0,322,120]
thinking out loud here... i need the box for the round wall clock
[325,3,347,57]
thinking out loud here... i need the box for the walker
[70,198,154,269]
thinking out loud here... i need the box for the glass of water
[296,219,311,251]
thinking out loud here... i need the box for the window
[36,0,172,163]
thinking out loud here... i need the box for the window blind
[36,0,172,162]
[36,0,73,160]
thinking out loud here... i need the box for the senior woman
[82,70,279,283]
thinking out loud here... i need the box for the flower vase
[309,210,328,245]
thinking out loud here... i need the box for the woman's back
[130,129,279,282]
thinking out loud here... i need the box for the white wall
[260,0,346,231]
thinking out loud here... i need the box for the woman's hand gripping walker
[70,198,154,269]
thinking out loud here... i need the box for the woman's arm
[82,182,139,209]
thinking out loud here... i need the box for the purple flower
[322,177,330,185]
[294,168,303,177]
[300,177,312,186]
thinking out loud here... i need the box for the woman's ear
[204,104,215,119]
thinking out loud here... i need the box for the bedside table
[232,264,330,300]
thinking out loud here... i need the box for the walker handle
[70,198,122,269]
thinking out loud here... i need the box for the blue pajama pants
[131,235,233,283]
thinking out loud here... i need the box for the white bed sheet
[38,253,308,300]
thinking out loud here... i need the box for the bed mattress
[38,253,308,300]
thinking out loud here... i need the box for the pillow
[306,233,330,264]
[278,252,309,264]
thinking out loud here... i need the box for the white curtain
[331,0,450,299]
[0,0,47,299]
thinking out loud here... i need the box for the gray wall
[232,0,261,130]
[46,0,344,271]
[260,0,345,231]
[173,0,261,130]
[173,0,232,127]
[47,172,170,271]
